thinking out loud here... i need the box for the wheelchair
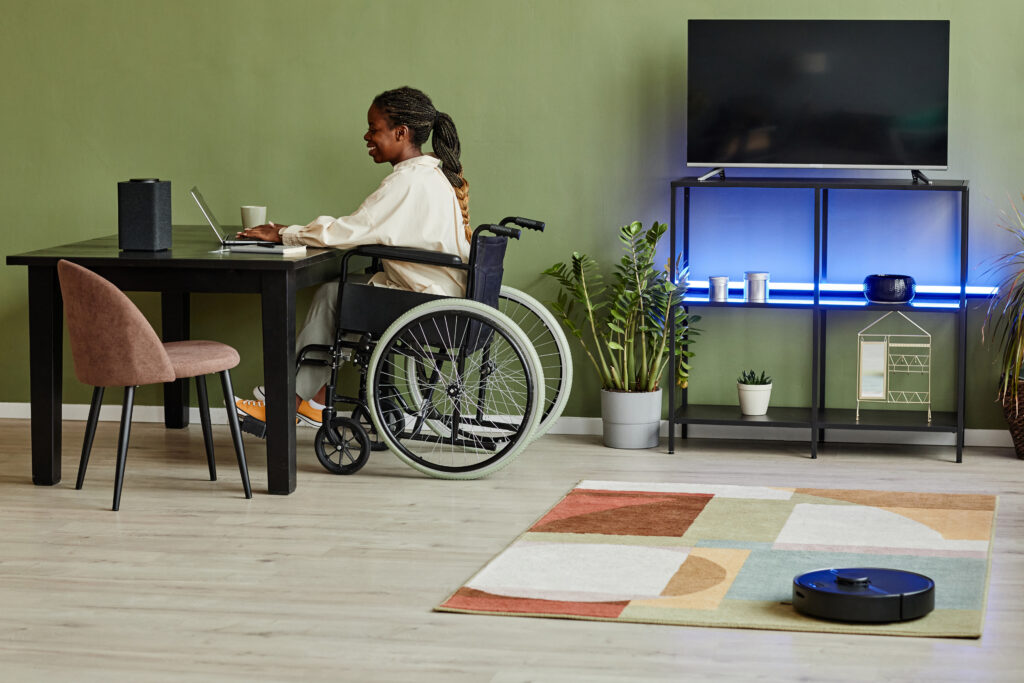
[296,217,572,479]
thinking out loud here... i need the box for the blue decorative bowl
[863,274,916,304]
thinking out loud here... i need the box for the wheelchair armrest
[350,244,464,267]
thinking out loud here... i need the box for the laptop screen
[190,186,227,244]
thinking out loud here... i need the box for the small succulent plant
[737,369,772,385]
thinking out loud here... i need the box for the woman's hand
[236,223,286,243]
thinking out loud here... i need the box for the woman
[235,86,471,428]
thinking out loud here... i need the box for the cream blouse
[280,156,469,296]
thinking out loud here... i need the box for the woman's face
[364,104,405,165]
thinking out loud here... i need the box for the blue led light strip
[685,280,996,296]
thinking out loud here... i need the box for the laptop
[190,186,280,248]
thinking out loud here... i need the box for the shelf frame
[668,176,970,461]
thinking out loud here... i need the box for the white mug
[241,205,267,230]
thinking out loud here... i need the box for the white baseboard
[0,403,1013,448]
[0,402,232,425]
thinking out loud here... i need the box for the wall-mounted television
[687,20,950,170]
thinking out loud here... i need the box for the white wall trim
[0,403,1013,448]
[0,402,232,425]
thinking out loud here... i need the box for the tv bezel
[685,19,950,171]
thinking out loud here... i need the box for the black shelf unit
[668,176,970,461]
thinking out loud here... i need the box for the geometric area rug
[436,481,996,638]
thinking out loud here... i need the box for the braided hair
[372,86,471,240]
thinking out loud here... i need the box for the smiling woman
[232,86,474,429]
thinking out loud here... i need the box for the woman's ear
[394,124,409,141]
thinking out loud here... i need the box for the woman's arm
[278,173,420,249]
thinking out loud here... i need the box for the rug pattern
[437,481,996,637]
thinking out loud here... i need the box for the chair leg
[195,375,217,481]
[76,386,104,489]
[219,370,252,499]
[112,386,135,511]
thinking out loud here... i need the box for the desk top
[6,226,338,272]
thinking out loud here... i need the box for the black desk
[6,226,344,495]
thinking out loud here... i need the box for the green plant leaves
[982,192,1024,405]
[737,369,772,385]
[543,220,700,392]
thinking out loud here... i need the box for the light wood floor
[1,418,1022,682]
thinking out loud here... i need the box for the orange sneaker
[235,398,301,425]
[235,398,266,422]
[241,390,322,428]
[296,400,323,428]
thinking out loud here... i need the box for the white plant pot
[737,382,772,416]
[601,388,662,449]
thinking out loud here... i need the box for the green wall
[2,0,1022,428]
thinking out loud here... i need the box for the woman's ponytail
[432,111,471,241]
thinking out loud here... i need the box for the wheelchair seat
[337,235,508,337]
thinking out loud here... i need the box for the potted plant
[982,193,1024,458]
[737,369,772,416]
[543,220,699,448]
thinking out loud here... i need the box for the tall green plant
[983,193,1024,409]
[543,221,699,392]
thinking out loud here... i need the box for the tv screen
[687,20,950,170]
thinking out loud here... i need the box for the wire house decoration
[856,311,931,422]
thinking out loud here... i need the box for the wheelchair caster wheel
[352,399,404,452]
[315,416,370,475]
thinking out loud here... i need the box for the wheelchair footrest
[238,414,268,439]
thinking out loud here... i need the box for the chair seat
[164,340,240,379]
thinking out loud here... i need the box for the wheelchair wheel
[351,399,403,452]
[366,299,544,479]
[314,416,370,475]
[497,286,572,439]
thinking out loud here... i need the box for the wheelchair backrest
[465,235,508,309]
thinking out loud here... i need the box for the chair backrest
[57,260,175,387]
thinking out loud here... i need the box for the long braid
[373,87,472,241]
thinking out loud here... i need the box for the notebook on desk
[190,186,305,255]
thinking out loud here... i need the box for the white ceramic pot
[737,382,772,416]
[600,388,662,449]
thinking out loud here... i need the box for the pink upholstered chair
[57,260,251,511]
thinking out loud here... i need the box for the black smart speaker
[118,178,171,251]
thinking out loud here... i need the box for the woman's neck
[391,148,423,166]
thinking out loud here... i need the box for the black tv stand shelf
[668,175,969,461]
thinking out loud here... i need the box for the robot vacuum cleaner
[793,568,935,623]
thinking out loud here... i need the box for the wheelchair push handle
[500,216,545,232]
[483,224,521,240]
[471,216,546,243]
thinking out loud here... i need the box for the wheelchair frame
[297,217,555,479]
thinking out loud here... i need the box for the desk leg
[261,272,297,494]
[28,266,62,485]
[161,291,190,428]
